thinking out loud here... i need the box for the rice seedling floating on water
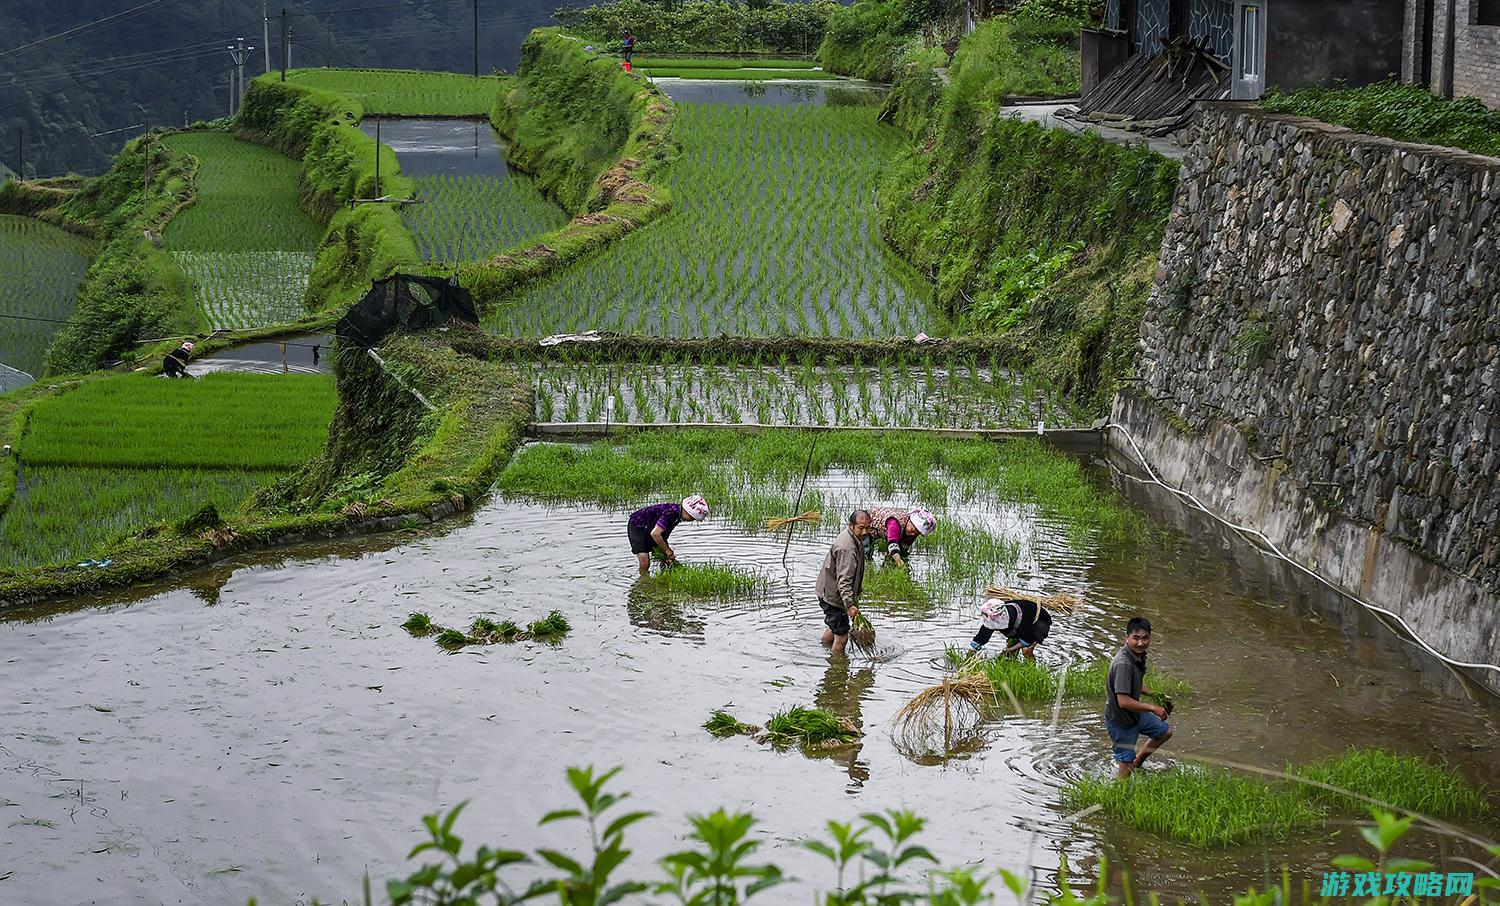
[435,628,471,652]
[1063,766,1326,848]
[762,706,861,749]
[527,611,572,641]
[704,709,758,737]
[1288,748,1491,818]
[401,612,435,636]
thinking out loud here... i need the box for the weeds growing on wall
[1261,80,1500,158]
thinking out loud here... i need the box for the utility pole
[228,68,235,117]
[473,1,480,77]
[15,129,22,182]
[324,18,331,68]
[373,116,381,198]
[227,37,252,114]
[287,25,293,70]
[280,8,288,82]
[263,1,271,73]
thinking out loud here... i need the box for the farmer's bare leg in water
[1123,721,1173,778]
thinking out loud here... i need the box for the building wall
[1405,0,1500,106]
[1267,0,1405,91]
[1118,101,1500,693]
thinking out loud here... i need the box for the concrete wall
[1268,0,1405,91]
[1115,102,1500,693]
[1405,0,1500,106]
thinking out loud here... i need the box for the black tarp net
[336,274,479,349]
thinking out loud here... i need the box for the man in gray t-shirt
[1103,616,1172,778]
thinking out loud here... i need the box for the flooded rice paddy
[523,361,1081,429]
[2,448,1496,905]
[361,118,568,265]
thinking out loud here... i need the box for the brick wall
[1453,0,1500,105]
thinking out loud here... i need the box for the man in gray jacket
[816,510,872,654]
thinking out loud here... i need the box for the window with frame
[1478,0,1500,27]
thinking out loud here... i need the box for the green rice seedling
[648,562,764,599]
[0,215,94,381]
[935,648,1191,705]
[1063,767,1326,848]
[527,611,572,640]
[1289,748,1490,818]
[286,68,508,116]
[402,612,435,636]
[21,372,336,470]
[405,172,567,265]
[435,628,471,651]
[469,617,501,638]
[163,132,322,328]
[848,610,877,654]
[704,709,757,737]
[762,706,859,748]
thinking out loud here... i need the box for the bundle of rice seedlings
[528,611,571,641]
[401,612,435,636]
[761,706,861,749]
[848,610,877,654]
[984,585,1083,612]
[703,709,759,737]
[765,510,823,531]
[892,674,994,751]
[435,628,471,651]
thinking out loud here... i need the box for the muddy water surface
[2,455,1496,905]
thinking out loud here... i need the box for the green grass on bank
[1261,80,1500,158]
[162,132,323,329]
[0,215,94,381]
[22,372,335,470]
[286,68,508,117]
[486,102,932,339]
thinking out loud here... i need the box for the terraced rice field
[634,57,834,80]
[163,132,323,329]
[486,102,933,338]
[0,371,336,569]
[406,172,569,263]
[286,69,508,116]
[0,214,94,382]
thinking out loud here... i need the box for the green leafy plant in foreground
[353,764,1497,906]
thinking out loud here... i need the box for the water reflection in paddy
[1,457,1495,905]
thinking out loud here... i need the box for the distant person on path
[621,30,635,69]
[816,510,871,655]
[863,506,936,568]
[969,596,1053,658]
[628,495,709,576]
[1105,616,1172,779]
[162,340,195,378]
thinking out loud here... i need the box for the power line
[0,0,193,60]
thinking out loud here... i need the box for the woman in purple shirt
[628,494,709,575]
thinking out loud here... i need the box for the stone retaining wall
[1116,101,1500,692]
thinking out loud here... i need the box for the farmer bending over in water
[628,495,709,576]
[864,506,936,568]
[1105,616,1171,779]
[162,340,195,378]
[816,510,870,655]
[970,596,1052,658]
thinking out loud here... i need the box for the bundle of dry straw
[984,585,1083,612]
[766,510,823,531]
[893,673,995,749]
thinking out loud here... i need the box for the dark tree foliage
[0,0,555,178]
